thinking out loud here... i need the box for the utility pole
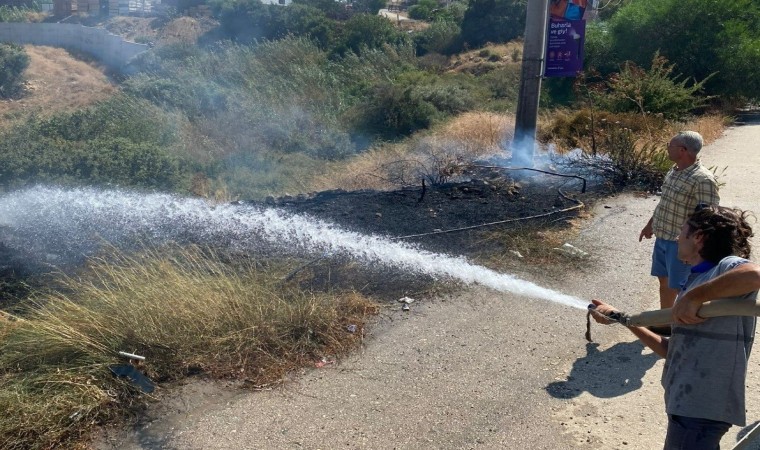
[512,0,549,167]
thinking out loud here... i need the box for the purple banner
[544,18,586,78]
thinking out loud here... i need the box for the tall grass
[0,246,377,449]
[308,111,516,192]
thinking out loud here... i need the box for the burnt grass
[258,165,602,301]
[274,165,593,254]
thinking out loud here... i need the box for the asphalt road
[97,119,760,450]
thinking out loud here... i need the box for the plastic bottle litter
[553,242,589,259]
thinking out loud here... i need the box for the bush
[0,43,29,99]
[593,53,712,120]
[583,21,618,76]
[351,72,479,138]
[213,0,336,48]
[481,64,521,106]
[459,0,526,49]
[123,75,229,118]
[539,108,670,153]
[413,21,460,56]
[0,5,38,22]
[0,96,187,190]
[353,82,442,138]
[408,0,438,20]
[333,14,411,56]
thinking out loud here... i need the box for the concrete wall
[0,22,148,71]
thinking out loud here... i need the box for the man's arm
[695,177,720,206]
[640,216,654,242]
[672,262,760,324]
[591,299,668,357]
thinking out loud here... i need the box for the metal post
[512,0,549,167]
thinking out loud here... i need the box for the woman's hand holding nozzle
[589,299,618,325]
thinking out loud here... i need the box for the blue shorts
[664,415,731,450]
[651,238,691,289]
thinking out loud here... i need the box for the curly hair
[686,205,754,262]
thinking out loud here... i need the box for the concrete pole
[511,0,549,167]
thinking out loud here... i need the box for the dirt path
[97,120,760,450]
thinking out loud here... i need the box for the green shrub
[213,0,335,48]
[414,20,461,56]
[583,21,618,76]
[459,0,526,49]
[593,53,713,120]
[333,14,411,56]
[0,5,38,22]
[79,137,185,189]
[0,96,187,189]
[0,43,29,99]
[408,0,438,21]
[607,0,760,100]
[351,71,480,138]
[123,75,229,118]
[352,82,442,138]
[481,64,521,104]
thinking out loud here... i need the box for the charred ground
[268,164,594,256]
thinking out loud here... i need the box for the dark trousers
[664,414,732,450]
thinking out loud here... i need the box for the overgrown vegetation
[0,246,377,449]
[0,95,187,190]
[591,53,713,120]
[0,43,29,99]
[588,0,760,102]
[0,4,40,22]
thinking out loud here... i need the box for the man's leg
[663,415,731,450]
[658,276,679,309]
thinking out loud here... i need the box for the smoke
[508,128,537,168]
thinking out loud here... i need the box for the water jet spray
[0,186,589,311]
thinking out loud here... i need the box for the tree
[215,0,336,48]
[408,0,437,21]
[607,0,760,100]
[334,14,410,55]
[459,0,526,48]
[414,20,460,55]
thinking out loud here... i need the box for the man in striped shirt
[640,131,720,313]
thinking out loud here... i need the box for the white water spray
[0,186,587,310]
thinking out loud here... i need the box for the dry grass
[0,45,115,129]
[678,113,729,145]
[100,16,216,45]
[448,41,523,74]
[539,109,729,154]
[309,112,515,192]
[0,246,377,449]
[157,16,215,45]
[438,111,515,152]
[476,214,590,274]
